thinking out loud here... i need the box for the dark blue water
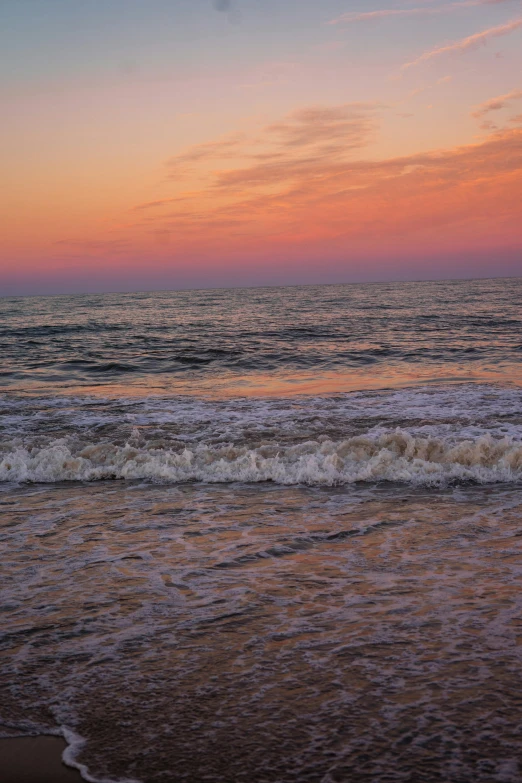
[1,278,521,395]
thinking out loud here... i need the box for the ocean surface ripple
[1,278,521,394]
[1,279,522,783]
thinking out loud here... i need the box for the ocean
[1,278,522,782]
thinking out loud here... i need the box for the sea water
[1,279,522,782]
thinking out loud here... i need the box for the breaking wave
[2,430,522,486]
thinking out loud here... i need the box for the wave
[2,430,522,486]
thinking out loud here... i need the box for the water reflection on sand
[1,481,521,782]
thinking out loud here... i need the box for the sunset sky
[1,0,522,295]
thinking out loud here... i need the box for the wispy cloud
[164,104,379,182]
[131,197,193,212]
[265,105,377,150]
[123,107,522,258]
[472,88,522,117]
[401,17,522,71]
[166,134,247,179]
[329,0,516,25]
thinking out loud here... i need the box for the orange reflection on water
[6,363,522,400]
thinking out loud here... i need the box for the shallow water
[1,279,522,782]
[2,482,522,782]
[1,385,522,486]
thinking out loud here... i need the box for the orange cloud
[120,116,522,263]
[265,104,378,150]
[131,197,194,212]
[166,134,247,180]
[472,88,522,117]
[47,104,522,274]
[164,104,378,184]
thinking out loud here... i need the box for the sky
[1,0,522,295]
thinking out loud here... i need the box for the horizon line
[1,272,521,301]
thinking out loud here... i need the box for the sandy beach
[0,736,82,783]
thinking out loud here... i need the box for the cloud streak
[166,134,247,179]
[401,17,522,70]
[472,88,522,117]
[329,1,516,25]
[265,104,377,150]
[165,104,379,182]
[122,107,522,263]
[54,100,522,275]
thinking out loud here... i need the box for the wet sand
[0,736,82,783]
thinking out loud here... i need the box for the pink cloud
[400,17,522,71]
[328,1,515,25]
[472,89,522,118]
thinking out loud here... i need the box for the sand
[0,736,83,783]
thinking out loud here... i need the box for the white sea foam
[1,430,521,486]
[62,727,139,783]
[2,383,521,442]
[2,384,521,486]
